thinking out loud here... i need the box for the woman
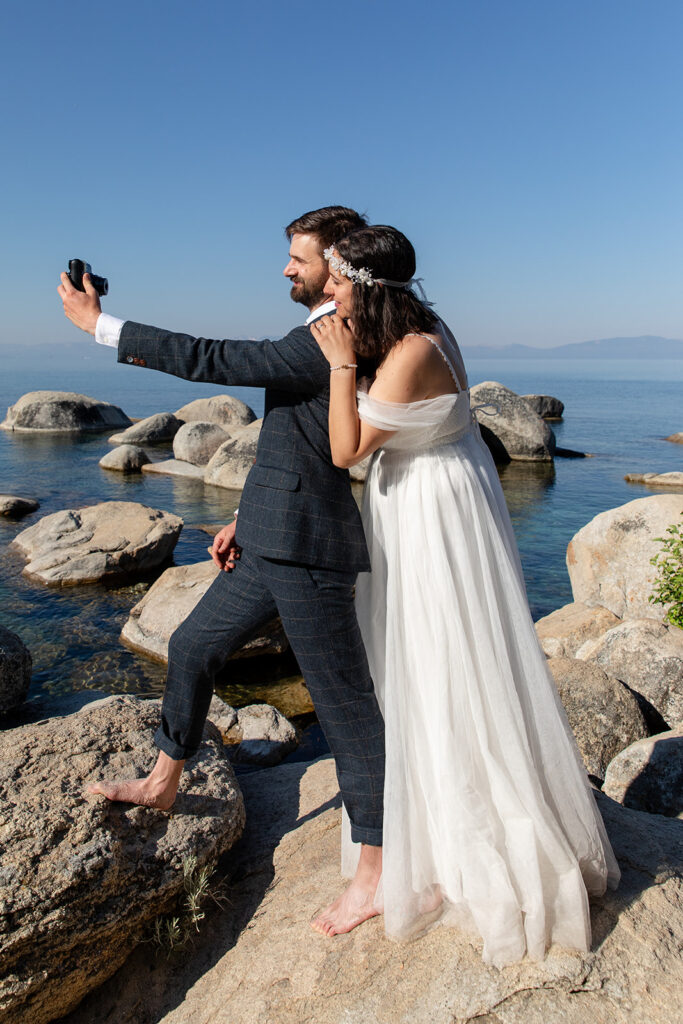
[309,225,619,965]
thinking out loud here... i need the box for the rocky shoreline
[1,388,682,1023]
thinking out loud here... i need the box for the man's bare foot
[87,751,185,810]
[311,843,382,936]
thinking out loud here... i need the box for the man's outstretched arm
[58,271,330,393]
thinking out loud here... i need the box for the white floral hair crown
[323,246,375,285]
[324,246,434,305]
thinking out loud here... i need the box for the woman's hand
[310,315,356,366]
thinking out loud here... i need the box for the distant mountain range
[461,335,683,359]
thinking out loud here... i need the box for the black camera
[67,259,108,296]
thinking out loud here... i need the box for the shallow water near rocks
[1,350,681,718]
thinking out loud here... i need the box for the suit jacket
[118,312,371,572]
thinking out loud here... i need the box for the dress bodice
[357,388,474,453]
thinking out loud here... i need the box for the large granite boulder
[576,618,683,727]
[109,412,183,445]
[665,432,683,444]
[173,421,229,466]
[547,656,649,780]
[0,495,39,518]
[174,395,256,429]
[603,726,683,817]
[63,758,683,1024]
[0,694,245,1024]
[120,560,288,662]
[99,444,150,473]
[207,696,300,767]
[535,601,621,658]
[11,502,183,586]
[625,471,683,490]
[0,391,131,433]
[204,420,263,489]
[469,381,556,461]
[522,394,564,419]
[567,494,683,619]
[349,454,372,482]
[0,627,32,714]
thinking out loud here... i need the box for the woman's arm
[310,315,395,467]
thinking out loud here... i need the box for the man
[58,207,385,936]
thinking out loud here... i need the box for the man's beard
[289,277,326,309]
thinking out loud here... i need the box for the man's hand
[58,271,102,335]
[209,520,241,572]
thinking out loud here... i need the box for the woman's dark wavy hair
[334,225,437,360]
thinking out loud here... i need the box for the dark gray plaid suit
[118,312,384,845]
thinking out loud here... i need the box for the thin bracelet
[330,363,358,372]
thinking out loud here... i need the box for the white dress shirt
[94,300,337,349]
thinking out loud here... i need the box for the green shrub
[649,513,683,628]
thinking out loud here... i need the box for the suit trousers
[155,550,385,846]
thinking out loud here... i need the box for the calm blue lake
[1,343,681,713]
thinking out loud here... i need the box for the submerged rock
[11,501,183,586]
[173,421,229,466]
[547,655,649,780]
[625,471,683,489]
[98,444,150,473]
[141,459,205,479]
[109,412,183,445]
[0,391,131,433]
[470,381,556,461]
[0,626,32,714]
[120,560,288,662]
[0,495,39,518]
[567,494,683,619]
[204,420,263,489]
[0,694,244,1024]
[174,394,256,429]
[522,394,564,419]
[602,726,683,817]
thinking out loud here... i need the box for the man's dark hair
[334,225,437,360]
[285,206,368,250]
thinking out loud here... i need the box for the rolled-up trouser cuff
[154,725,197,762]
[350,823,383,846]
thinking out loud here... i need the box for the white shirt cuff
[95,313,125,348]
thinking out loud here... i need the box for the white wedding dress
[341,324,620,967]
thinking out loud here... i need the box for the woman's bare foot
[87,751,185,810]
[311,843,382,936]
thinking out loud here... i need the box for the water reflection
[497,460,556,525]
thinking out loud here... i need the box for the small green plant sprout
[151,854,220,956]
[649,513,683,629]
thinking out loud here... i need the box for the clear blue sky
[2,0,681,350]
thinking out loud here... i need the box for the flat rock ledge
[0,695,245,1024]
[0,495,39,518]
[63,757,682,1024]
[11,501,183,586]
[120,561,288,662]
[1,391,131,433]
[625,471,683,490]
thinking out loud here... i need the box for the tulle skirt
[342,426,619,966]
